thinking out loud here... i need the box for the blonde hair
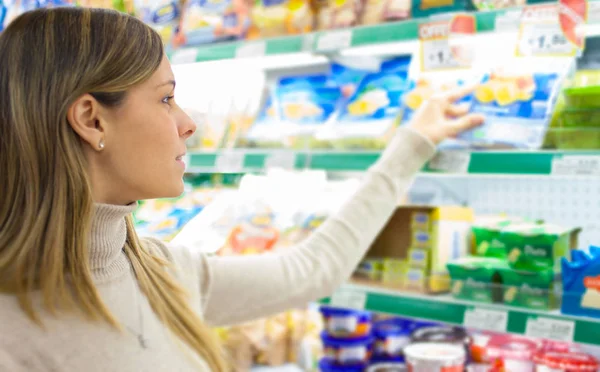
[0,8,226,371]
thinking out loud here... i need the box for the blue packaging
[134,0,180,45]
[0,0,6,32]
[372,318,410,361]
[561,246,600,318]
[317,57,411,150]
[320,306,372,338]
[319,358,366,372]
[243,91,291,148]
[321,332,374,366]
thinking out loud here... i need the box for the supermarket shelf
[169,0,600,64]
[186,150,600,176]
[321,283,600,346]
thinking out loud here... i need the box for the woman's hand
[407,85,485,145]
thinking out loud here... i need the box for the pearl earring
[98,139,105,150]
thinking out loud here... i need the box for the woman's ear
[67,94,105,151]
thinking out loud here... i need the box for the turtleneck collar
[89,202,138,282]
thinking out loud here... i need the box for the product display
[562,246,600,319]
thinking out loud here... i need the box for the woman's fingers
[445,103,471,118]
[444,83,478,102]
[447,113,485,135]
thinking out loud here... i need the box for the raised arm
[162,88,484,327]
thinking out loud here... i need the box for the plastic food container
[319,358,367,372]
[367,361,407,371]
[534,351,599,372]
[404,343,466,372]
[471,332,539,369]
[373,318,411,359]
[321,332,374,365]
[320,306,372,338]
[410,326,472,358]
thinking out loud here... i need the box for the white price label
[428,151,471,173]
[265,152,296,170]
[463,307,508,333]
[552,155,600,176]
[329,290,367,310]
[235,41,266,58]
[525,317,575,342]
[517,23,576,56]
[316,30,352,52]
[421,39,463,71]
[170,48,198,65]
[215,152,245,172]
[588,1,600,22]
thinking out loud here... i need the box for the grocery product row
[0,0,554,48]
[318,307,600,371]
[182,40,600,154]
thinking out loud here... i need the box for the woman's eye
[162,95,175,104]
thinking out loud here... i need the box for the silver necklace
[125,278,149,349]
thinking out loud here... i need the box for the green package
[472,216,528,258]
[502,223,572,272]
[447,257,509,304]
[499,268,559,310]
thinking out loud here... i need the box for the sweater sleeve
[198,128,436,326]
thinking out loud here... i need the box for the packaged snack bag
[314,0,362,30]
[174,0,250,47]
[316,56,411,150]
[360,0,410,25]
[247,0,313,39]
[134,0,180,45]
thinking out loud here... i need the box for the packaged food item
[404,343,466,372]
[368,361,408,371]
[359,0,410,25]
[471,216,529,258]
[247,0,313,39]
[411,0,468,18]
[240,89,291,148]
[499,267,558,310]
[277,74,342,149]
[315,57,411,150]
[447,257,509,303]
[319,358,367,372]
[470,0,525,10]
[410,326,471,351]
[471,333,538,372]
[380,259,407,287]
[408,248,428,269]
[563,85,600,110]
[411,212,430,231]
[355,259,384,281]
[174,0,250,47]
[533,351,599,372]
[562,246,600,318]
[373,318,411,360]
[134,0,180,45]
[321,332,374,365]
[319,306,372,339]
[502,223,575,272]
[466,58,573,149]
[314,0,362,30]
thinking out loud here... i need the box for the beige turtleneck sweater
[0,128,435,371]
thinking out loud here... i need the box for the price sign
[329,290,367,310]
[419,15,475,72]
[265,151,296,170]
[428,151,471,173]
[236,41,266,59]
[316,30,352,52]
[215,151,245,173]
[525,316,575,342]
[551,155,600,176]
[517,4,578,57]
[463,307,509,333]
[517,23,576,56]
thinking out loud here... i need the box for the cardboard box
[363,205,473,293]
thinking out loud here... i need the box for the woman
[0,7,483,372]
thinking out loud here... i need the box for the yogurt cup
[319,358,367,372]
[321,332,373,365]
[320,306,372,338]
[367,362,408,372]
[373,318,411,359]
[404,342,466,372]
[534,351,599,372]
